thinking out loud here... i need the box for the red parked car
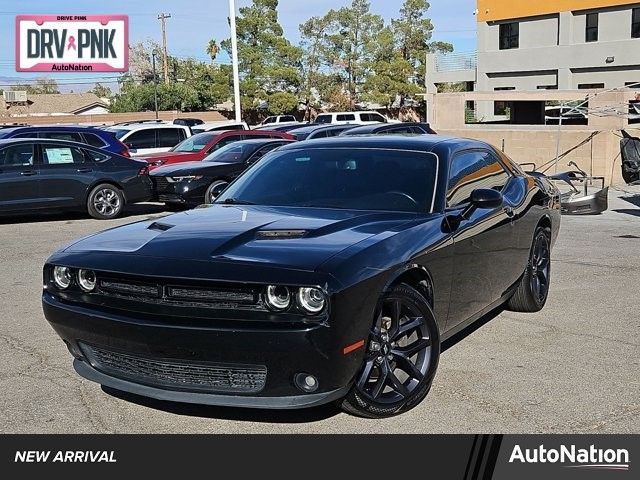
[139,130,294,169]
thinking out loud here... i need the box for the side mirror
[461,188,503,219]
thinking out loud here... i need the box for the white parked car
[191,121,249,134]
[313,111,395,125]
[256,115,298,127]
[106,122,191,156]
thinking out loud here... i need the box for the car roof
[316,111,380,116]
[106,123,187,131]
[276,134,485,155]
[341,122,429,135]
[0,125,109,135]
[0,137,108,149]
[293,124,352,134]
[231,138,294,146]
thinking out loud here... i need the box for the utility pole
[158,13,171,84]
[229,0,242,122]
[152,52,159,119]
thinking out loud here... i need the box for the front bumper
[152,177,209,205]
[73,360,349,409]
[43,291,365,409]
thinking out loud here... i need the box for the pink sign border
[15,14,129,73]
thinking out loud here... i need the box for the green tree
[206,39,220,62]
[299,15,331,119]
[318,0,384,108]
[363,26,419,107]
[110,40,231,113]
[391,0,453,89]
[12,77,60,94]
[89,83,112,98]
[221,0,302,114]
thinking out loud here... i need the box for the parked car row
[0,119,435,221]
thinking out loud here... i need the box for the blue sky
[0,0,477,92]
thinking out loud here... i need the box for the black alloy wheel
[507,225,552,312]
[530,232,551,304]
[342,283,440,418]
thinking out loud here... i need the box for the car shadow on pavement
[613,209,640,217]
[101,386,342,423]
[442,306,505,353]
[0,203,170,225]
[620,195,640,207]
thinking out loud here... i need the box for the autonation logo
[509,444,630,471]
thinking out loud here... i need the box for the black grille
[80,343,267,394]
[153,176,172,193]
[95,275,262,310]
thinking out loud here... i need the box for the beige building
[428,1,640,119]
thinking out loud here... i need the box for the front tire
[341,283,440,418]
[204,179,229,204]
[507,226,551,312]
[87,184,124,220]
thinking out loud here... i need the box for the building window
[633,8,640,38]
[494,87,515,116]
[578,83,605,89]
[499,22,519,50]
[585,13,598,42]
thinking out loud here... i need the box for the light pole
[152,52,159,119]
[229,0,242,122]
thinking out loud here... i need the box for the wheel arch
[383,264,434,308]
[537,214,552,231]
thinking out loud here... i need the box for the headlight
[297,287,326,314]
[166,175,203,183]
[77,269,97,292]
[265,285,291,311]
[53,266,72,289]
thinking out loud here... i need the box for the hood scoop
[148,222,175,232]
[255,230,307,240]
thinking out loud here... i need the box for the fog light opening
[294,373,319,393]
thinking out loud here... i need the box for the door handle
[76,168,93,173]
[20,170,37,176]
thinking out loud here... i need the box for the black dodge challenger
[43,136,561,418]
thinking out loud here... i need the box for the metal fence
[434,51,478,73]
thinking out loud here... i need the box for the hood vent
[255,230,307,240]
[148,222,175,232]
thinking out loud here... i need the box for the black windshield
[217,148,438,213]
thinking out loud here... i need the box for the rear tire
[341,283,440,418]
[507,226,552,312]
[87,184,124,220]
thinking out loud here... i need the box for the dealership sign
[16,15,128,72]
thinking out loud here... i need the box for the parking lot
[0,189,638,434]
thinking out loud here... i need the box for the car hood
[63,205,421,271]
[150,161,233,176]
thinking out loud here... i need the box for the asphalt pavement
[0,191,638,433]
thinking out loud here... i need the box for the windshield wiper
[221,198,256,205]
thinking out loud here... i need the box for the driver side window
[447,151,510,208]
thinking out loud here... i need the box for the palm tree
[206,39,220,63]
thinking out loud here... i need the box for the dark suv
[0,126,130,157]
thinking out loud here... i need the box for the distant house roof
[1,93,109,116]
